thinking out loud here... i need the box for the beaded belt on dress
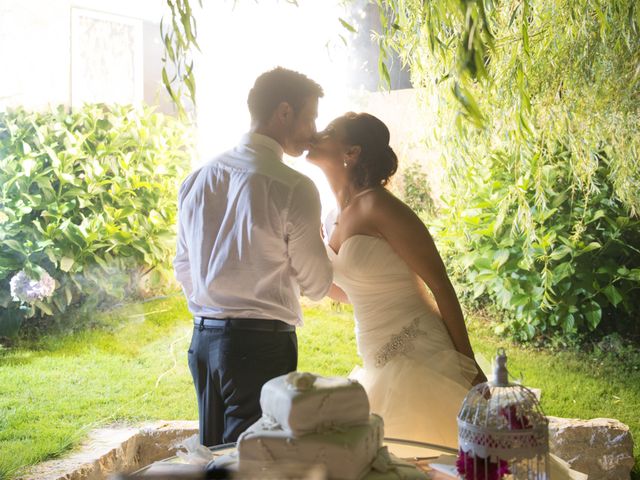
[374,318,426,367]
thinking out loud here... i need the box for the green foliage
[0,104,192,336]
[376,0,640,341]
[379,0,640,214]
[161,0,203,121]
[436,149,640,341]
[373,0,494,91]
[399,161,436,218]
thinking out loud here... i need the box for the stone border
[548,416,635,480]
[20,421,198,480]
[21,417,635,480]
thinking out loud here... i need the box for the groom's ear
[274,101,294,125]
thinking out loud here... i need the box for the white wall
[0,0,167,111]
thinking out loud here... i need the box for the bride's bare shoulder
[364,188,413,216]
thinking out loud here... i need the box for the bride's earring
[343,160,348,168]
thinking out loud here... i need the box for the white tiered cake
[216,372,427,480]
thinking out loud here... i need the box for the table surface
[134,437,459,479]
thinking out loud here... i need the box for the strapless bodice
[327,235,434,335]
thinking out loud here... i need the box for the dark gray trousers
[187,324,297,446]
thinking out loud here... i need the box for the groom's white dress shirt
[173,133,333,326]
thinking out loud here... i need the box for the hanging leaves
[375,0,495,120]
[161,0,203,122]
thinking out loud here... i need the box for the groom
[173,67,332,446]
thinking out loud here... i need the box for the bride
[307,112,487,448]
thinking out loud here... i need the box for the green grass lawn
[0,295,638,479]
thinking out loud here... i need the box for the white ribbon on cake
[371,446,425,478]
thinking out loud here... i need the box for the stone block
[548,416,635,480]
[20,421,199,479]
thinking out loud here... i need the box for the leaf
[452,82,485,127]
[339,17,357,33]
[4,239,26,255]
[602,285,623,307]
[473,256,493,270]
[586,210,606,224]
[93,255,108,269]
[492,249,510,269]
[524,322,536,339]
[59,256,75,272]
[60,173,75,183]
[65,285,74,306]
[0,289,11,308]
[34,300,53,316]
[549,245,572,261]
[23,158,37,177]
[552,262,575,283]
[380,61,391,89]
[561,313,575,332]
[148,210,163,226]
[472,282,486,299]
[521,0,530,55]
[43,145,61,167]
[623,268,640,282]
[511,294,530,307]
[475,271,497,281]
[580,242,601,254]
[583,300,602,330]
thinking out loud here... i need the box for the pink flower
[456,449,511,480]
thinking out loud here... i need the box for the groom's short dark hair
[247,67,324,124]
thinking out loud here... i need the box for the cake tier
[260,372,370,435]
[238,414,384,480]
[212,449,429,480]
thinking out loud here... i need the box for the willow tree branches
[161,0,202,121]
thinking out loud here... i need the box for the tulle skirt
[351,310,479,449]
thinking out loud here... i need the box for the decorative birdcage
[456,349,550,480]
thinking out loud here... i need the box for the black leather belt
[194,317,295,332]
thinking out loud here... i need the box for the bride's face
[306,124,347,170]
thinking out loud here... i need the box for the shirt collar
[240,132,284,161]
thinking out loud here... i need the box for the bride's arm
[327,283,350,304]
[368,191,486,384]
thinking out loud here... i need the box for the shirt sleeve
[286,176,333,300]
[173,180,193,298]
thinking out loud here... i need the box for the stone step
[21,417,635,480]
[20,421,198,480]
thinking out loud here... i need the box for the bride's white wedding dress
[327,233,478,448]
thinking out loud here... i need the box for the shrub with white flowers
[9,269,56,304]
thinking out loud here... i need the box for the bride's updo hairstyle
[334,112,398,188]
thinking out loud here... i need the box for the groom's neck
[251,124,286,152]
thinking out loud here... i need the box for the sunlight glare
[194,0,359,213]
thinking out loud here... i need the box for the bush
[436,148,640,342]
[377,0,640,342]
[0,104,192,337]
[399,161,436,218]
